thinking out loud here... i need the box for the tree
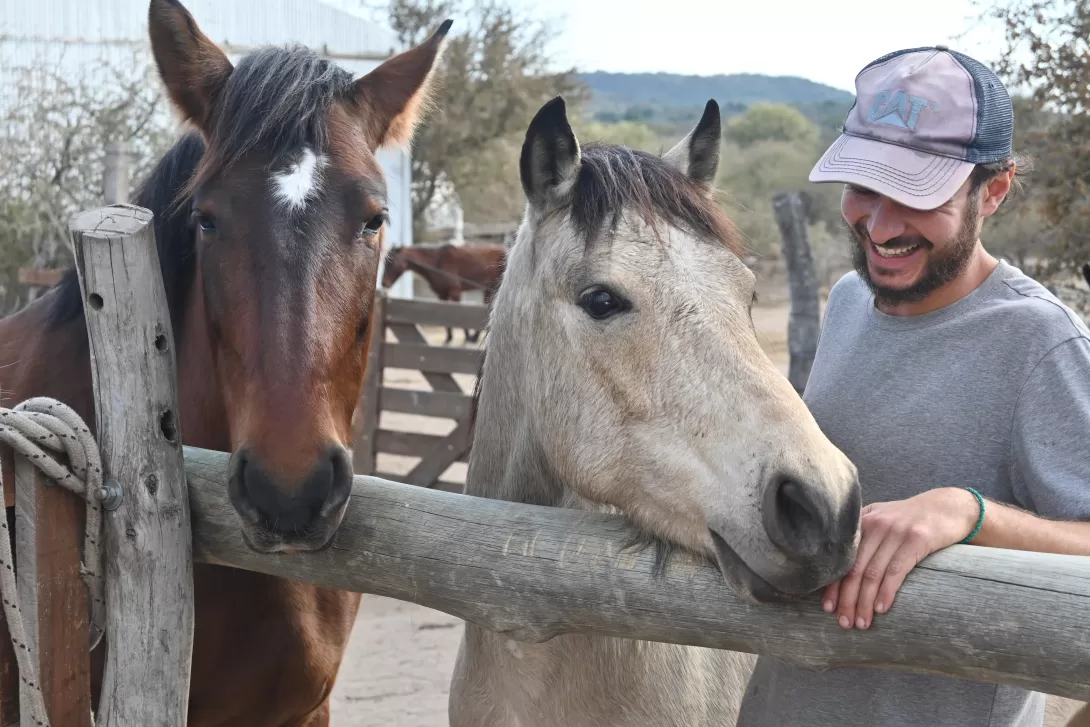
[985,0,1090,273]
[723,103,820,149]
[575,121,664,152]
[0,46,175,314]
[385,0,586,234]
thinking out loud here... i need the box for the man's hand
[822,487,980,630]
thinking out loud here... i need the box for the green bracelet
[960,487,985,544]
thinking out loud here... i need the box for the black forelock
[202,44,355,179]
[568,144,741,255]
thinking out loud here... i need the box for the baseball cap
[809,46,1014,210]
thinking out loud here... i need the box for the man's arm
[971,494,1090,554]
[825,335,1090,630]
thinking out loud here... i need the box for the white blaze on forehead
[272,148,325,210]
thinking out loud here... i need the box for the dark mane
[190,44,355,192]
[569,144,744,256]
[48,131,205,332]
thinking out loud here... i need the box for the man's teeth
[874,242,921,258]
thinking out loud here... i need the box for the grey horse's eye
[579,287,629,320]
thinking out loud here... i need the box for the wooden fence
[3,203,1090,725]
[351,292,487,491]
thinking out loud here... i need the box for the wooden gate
[351,292,488,492]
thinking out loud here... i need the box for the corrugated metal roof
[0,0,399,59]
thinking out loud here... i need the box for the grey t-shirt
[737,261,1090,727]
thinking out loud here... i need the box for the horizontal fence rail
[183,445,1090,703]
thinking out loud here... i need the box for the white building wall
[1,0,416,298]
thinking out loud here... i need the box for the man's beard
[846,199,980,307]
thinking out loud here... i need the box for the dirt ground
[327,277,1087,726]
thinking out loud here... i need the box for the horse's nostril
[228,445,353,536]
[763,477,829,561]
[777,481,822,543]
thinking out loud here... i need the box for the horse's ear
[663,99,722,190]
[1082,262,1090,288]
[520,96,581,210]
[351,21,453,149]
[148,0,233,131]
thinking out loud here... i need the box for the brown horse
[381,242,506,342]
[0,1,449,724]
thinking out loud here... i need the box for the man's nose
[865,198,909,244]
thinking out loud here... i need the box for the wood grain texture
[14,456,92,727]
[70,204,193,726]
[385,298,489,331]
[374,430,471,462]
[387,324,463,394]
[379,387,473,420]
[382,343,484,376]
[182,445,1090,702]
[772,190,821,394]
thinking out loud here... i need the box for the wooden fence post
[14,456,91,727]
[772,191,821,393]
[69,204,193,726]
[102,142,130,206]
[352,291,386,475]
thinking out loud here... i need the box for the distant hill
[580,71,856,131]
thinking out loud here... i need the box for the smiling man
[736,47,1090,727]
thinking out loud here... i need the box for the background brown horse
[381,242,506,342]
[0,1,449,724]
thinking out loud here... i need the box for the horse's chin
[708,530,810,605]
[238,519,343,554]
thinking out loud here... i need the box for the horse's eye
[361,213,388,237]
[194,213,217,234]
[579,287,629,320]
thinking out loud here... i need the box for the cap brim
[809,134,974,211]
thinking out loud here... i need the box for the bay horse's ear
[663,99,722,190]
[148,0,234,131]
[520,96,581,210]
[351,21,453,149]
[1082,262,1090,288]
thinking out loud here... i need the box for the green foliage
[574,121,663,152]
[723,103,820,148]
[387,0,586,233]
[985,0,1090,273]
[714,108,845,266]
[0,49,175,314]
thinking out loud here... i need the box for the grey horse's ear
[663,99,722,189]
[520,96,582,209]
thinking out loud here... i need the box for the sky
[322,0,1011,94]
[508,0,1008,92]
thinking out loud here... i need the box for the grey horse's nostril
[763,477,830,561]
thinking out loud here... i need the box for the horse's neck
[461,336,753,726]
[460,618,752,726]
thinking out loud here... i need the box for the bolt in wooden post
[69,204,192,726]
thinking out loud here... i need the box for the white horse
[449,96,862,727]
